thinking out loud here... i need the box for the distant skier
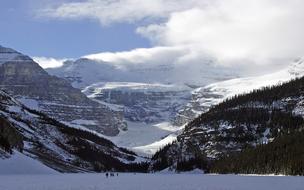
[106,173,109,178]
[116,173,118,176]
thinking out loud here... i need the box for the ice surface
[0,173,303,190]
[108,121,183,156]
[133,133,179,156]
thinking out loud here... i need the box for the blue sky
[0,0,149,58]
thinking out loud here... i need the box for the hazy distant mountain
[47,56,237,89]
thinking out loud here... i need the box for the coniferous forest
[210,130,304,175]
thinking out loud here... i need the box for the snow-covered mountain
[2,44,304,174]
[44,52,304,156]
[0,45,126,136]
[0,90,144,172]
[0,151,57,174]
[44,53,239,155]
[174,58,304,126]
[151,73,304,172]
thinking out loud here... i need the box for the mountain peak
[0,45,32,65]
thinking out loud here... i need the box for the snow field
[0,152,56,175]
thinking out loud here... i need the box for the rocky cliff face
[0,46,126,136]
[83,82,192,124]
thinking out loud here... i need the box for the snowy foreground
[0,173,303,190]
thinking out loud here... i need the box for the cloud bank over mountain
[37,0,304,75]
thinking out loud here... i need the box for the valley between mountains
[1,45,304,175]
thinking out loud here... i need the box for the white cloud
[138,0,304,68]
[38,0,304,76]
[33,57,68,68]
[39,0,204,25]
[84,46,189,65]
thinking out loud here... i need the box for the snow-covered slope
[0,151,56,174]
[174,58,304,125]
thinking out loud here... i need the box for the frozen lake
[0,173,303,190]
